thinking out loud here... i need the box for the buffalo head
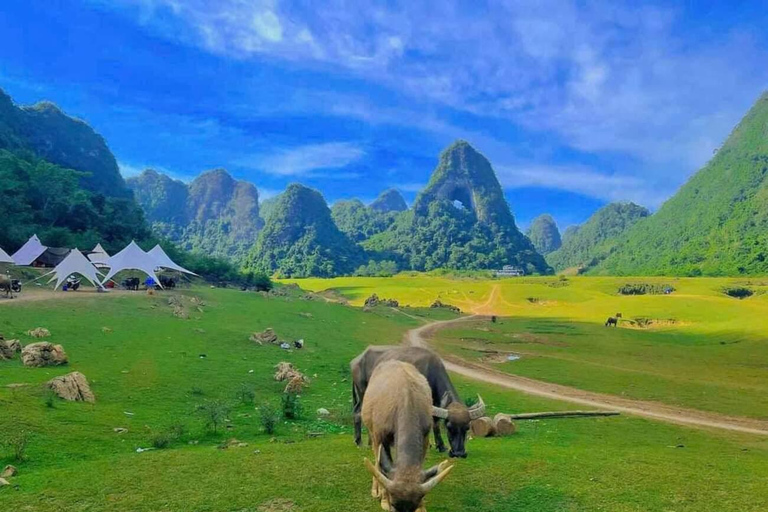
[433,395,485,458]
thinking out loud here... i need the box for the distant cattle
[616,312,623,318]
[159,276,176,289]
[0,274,15,298]
[122,277,140,291]
[605,317,618,327]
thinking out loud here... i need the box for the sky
[1,1,768,230]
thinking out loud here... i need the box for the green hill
[594,92,768,276]
[527,214,561,255]
[366,141,550,273]
[369,188,407,212]
[331,198,400,242]
[246,183,364,277]
[127,168,263,262]
[547,202,649,272]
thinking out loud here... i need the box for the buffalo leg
[433,419,447,452]
[353,382,363,446]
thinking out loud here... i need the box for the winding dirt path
[404,314,768,437]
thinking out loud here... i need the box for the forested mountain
[593,92,768,276]
[527,214,561,255]
[546,202,649,272]
[365,141,550,273]
[331,198,400,242]
[246,184,364,277]
[0,88,148,252]
[128,168,262,262]
[369,188,407,212]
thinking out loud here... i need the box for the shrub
[150,431,172,449]
[3,430,29,462]
[618,283,675,295]
[464,396,478,407]
[259,403,280,434]
[281,392,303,420]
[196,400,231,433]
[168,422,187,439]
[43,389,57,408]
[236,383,256,405]
[190,386,204,396]
[723,287,753,299]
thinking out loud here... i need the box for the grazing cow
[351,346,485,458]
[0,273,15,298]
[605,317,618,327]
[159,276,176,289]
[491,315,497,323]
[122,277,140,291]
[362,360,453,512]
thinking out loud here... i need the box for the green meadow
[1,279,768,511]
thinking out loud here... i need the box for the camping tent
[11,235,70,267]
[101,241,163,287]
[0,247,13,264]
[148,245,197,276]
[12,234,47,265]
[87,243,110,268]
[44,249,104,290]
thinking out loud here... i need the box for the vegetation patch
[617,283,675,295]
[722,286,754,299]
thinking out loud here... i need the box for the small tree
[196,400,231,434]
[259,403,280,435]
[281,392,303,420]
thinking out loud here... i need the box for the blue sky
[2,1,767,230]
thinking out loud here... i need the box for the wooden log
[493,413,516,436]
[470,417,495,437]
[503,411,620,420]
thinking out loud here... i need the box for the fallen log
[502,411,620,420]
[470,417,495,437]
[493,413,516,436]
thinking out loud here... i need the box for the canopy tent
[44,249,104,290]
[12,234,46,266]
[101,241,163,287]
[0,247,13,264]
[87,243,110,268]
[148,245,198,276]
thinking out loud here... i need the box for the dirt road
[405,314,768,436]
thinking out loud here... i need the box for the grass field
[1,281,768,511]
[288,275,768,419]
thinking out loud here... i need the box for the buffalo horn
[468,395,486,420]
[420,463,454,493]
[432,406,449,419]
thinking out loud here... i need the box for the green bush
[150,431,172,449]
[196,400,231,433]
[236,383,256,405]
[723,287,754,299]
[617,283,675,295]
[259,403,280,435]
[281,392,303,420]
[3,429,29,462]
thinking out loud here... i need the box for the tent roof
[101,241,163,286]
[88,243,110,265]
[45,249,104,290]
[0,247,13,264]
[148,245,197,275]
[12,234,47,266]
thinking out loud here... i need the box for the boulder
[364,294,399,308]
[7,339,22,353]
[27,327,51,338]
[46,371,95,402]
[21,342,68,367]
[1,465,16,478]
[0,340,14,360]
[316,408,330,417]
[430,300,461,313]
[250,328,278,345]
[0,477,9,487]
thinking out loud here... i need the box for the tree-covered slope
[369,188,407,212]
[127,168,263,262]
[546,202,650,272]
[366,141,550,273]
[594,92,768,276]
[331,198,400,242]
[527,214,562,255]
[246,184,363,277]
[0,89,148,252]
[0,88,132,198]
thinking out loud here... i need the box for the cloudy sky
[1,1,767,229]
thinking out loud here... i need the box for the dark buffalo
[605,317,618,327]
[159,276,176,289]
[351,345,485,458]
[122,277,140,291]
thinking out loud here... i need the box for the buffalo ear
[379,447,394,477]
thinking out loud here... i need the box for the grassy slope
[1,285,767,511]
[285,275,768,418]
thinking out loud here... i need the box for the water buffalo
[362,360,453,512]
[122,277,140,291]
[352,345,485,458]
[605,317,618,327]
[159,276,176,289]
[0,273,15,298]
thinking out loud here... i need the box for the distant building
[496,265,524,277]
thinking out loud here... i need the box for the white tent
[12,234,46,266]
[0,247,13,264]
[45,249,104,290]
[88,243,110,268]
[148,245,198,276]
[101,241,163,287]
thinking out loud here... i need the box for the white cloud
[242,142,365,177]
[118,161,194,182]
